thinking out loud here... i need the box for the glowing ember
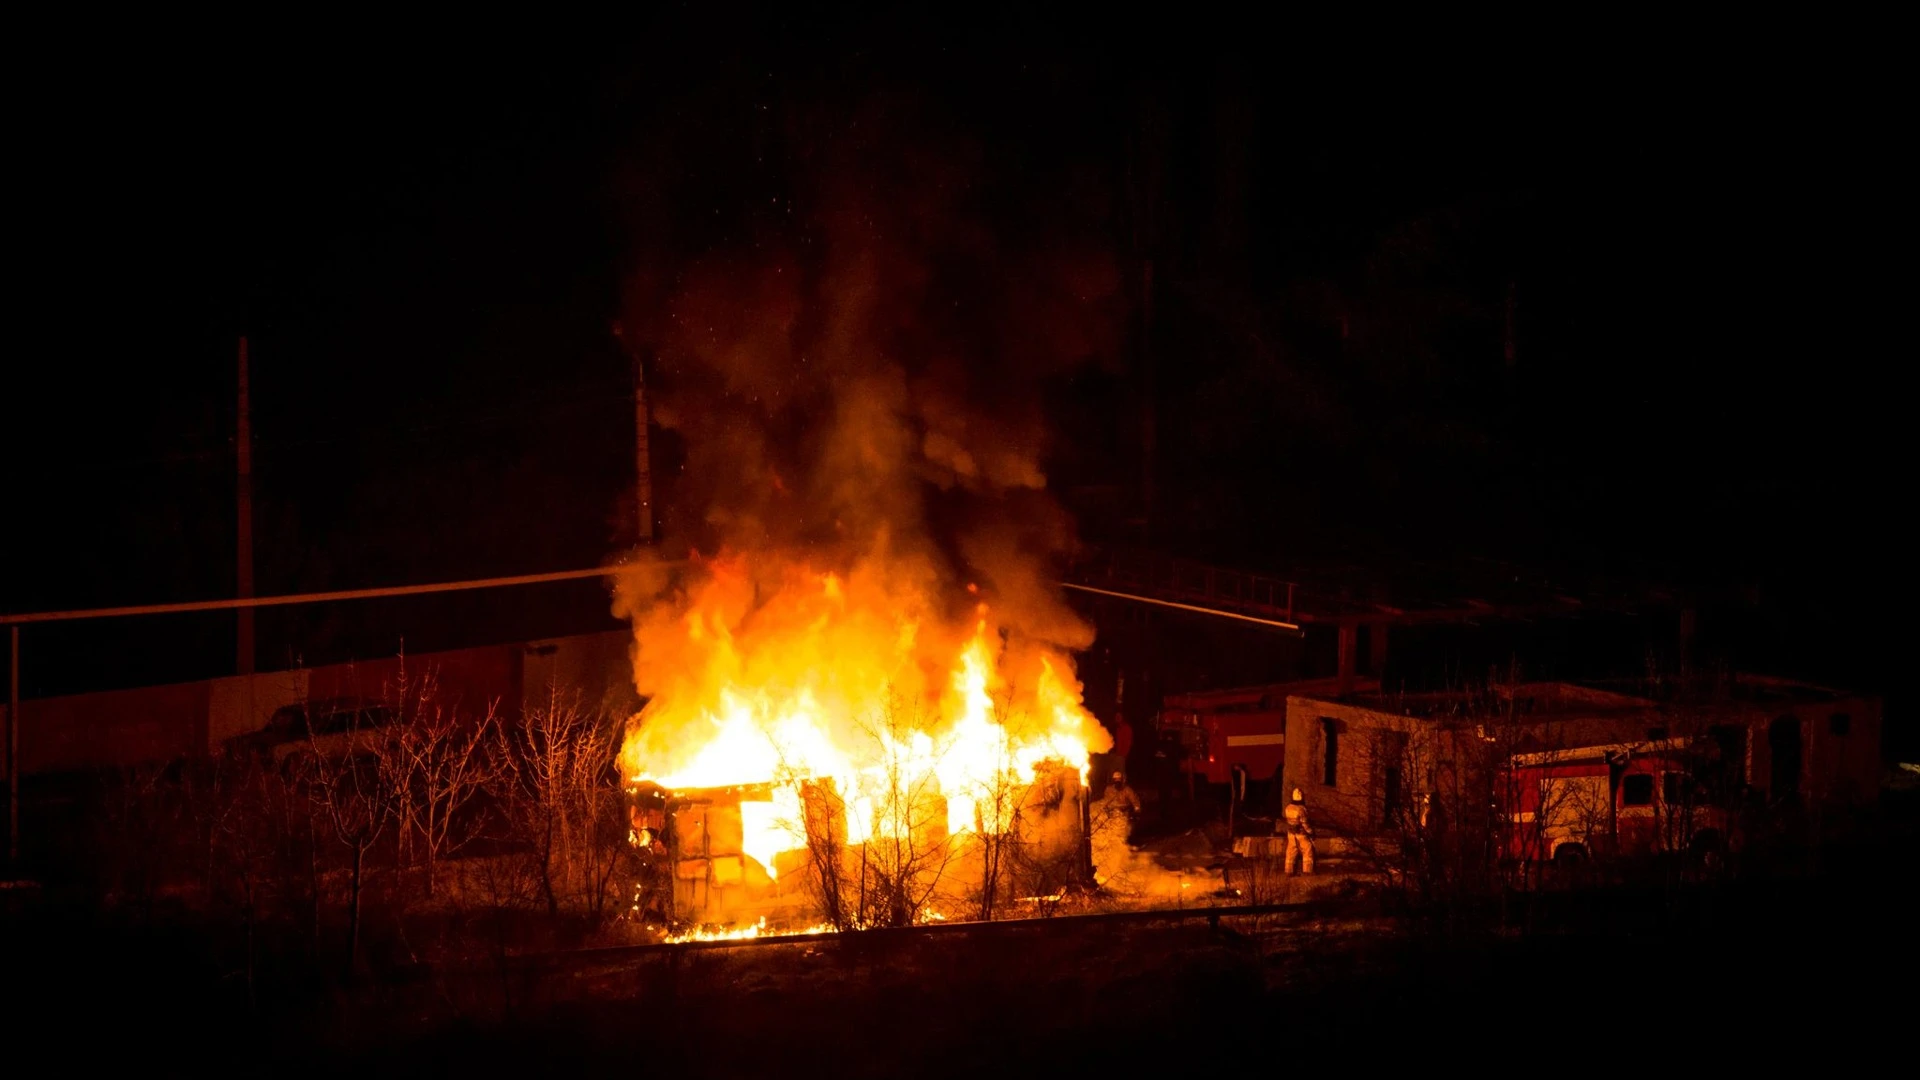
[665,916,835,944]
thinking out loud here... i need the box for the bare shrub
[490,683,632,926]
[845,694,960,928]
[380,668,501,899]
[295,705,397,972]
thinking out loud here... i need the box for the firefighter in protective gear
[1092,770,1143,869]
[1282,787,1315,874]
[1107,771,1141,818]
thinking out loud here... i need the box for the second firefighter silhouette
[1281,787,1315,874]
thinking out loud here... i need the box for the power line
[0,565,633,627]
[4,567,1313,636]
[1059,582,1304,634]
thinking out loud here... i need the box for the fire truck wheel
[280,750,317,783]
[1551,842,1588,866]
[1689,830,1726,870]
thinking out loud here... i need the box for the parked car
[225,697,399,775]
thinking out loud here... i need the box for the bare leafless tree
[797,777,854,930]
[945,693,1035,923]
[491,682,630,924]
[381,669,502,898]
[1336,677,1592,910]
[786,691,966,930]
[964,745,1030,923]
[1000,764,1086,915]
[297,708,397,972]
[851,693,961,928]
[95,761,190,923]
[201,750,303,1008]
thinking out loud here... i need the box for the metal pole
[1337,623,1358,696]
[634,347,653,545]
[1079,783,1094,885]
[1503,280,1518,369]
[9,624,19,865]
[1139,258,1156,543]
[236,336,255,675]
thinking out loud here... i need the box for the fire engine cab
[1157,678,1371,791]
[1158,684,1287,788]
[1504,738,1733,863]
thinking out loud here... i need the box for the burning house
[631,781,819,930]
[613,551,1112,932]
[635,763,1094,931]
[607,126,1127,930]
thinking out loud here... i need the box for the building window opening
[1622,774,1654,807]
[1770,716,1803,801]
[1321,718,1340,787]
[1663,772,1687,806]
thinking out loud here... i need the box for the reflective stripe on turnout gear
[1283,802,1310,835]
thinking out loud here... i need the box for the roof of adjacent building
[1288,674,1873,723]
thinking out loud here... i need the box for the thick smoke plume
[611,93,1125,786]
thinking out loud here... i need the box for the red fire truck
[1157,684,1289,789]
[1156,678,1377,792]
[1503,738,1733,863]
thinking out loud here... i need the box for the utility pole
[1126,94,1166,546]
[1503,280,1518,370]
[614,323,654,545]
[1139,258,1157,543]
[9,625,19,865]
[635,350,652,544]
[236,336,255,675]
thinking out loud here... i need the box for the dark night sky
[3,21,1901,701]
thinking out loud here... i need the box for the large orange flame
[619,545,1109,880]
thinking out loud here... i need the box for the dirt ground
[264,862,1917,1076]
[9,823,1916,1076]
